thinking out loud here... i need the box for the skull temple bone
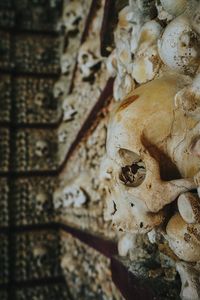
[102,74,200,259]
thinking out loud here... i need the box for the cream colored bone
[102,74,199,233]
[158,15,200,74]
[166,212,200,262]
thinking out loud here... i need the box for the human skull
[60,52,73,75]
[102,74,199,233]
[32,244,47,267]
[62,2,82,34]
[34,92,45,107]
[53,77,66,99]
[53,183,87,210]
[35,140,49,157]
[35,192,49,213]
[78,41,102,80]
[62,94,77,122]
[158,15,200,75]
[62,185,87,208]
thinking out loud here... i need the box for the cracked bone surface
[103,74,199,234]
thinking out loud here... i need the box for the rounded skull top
[103,74,199,235]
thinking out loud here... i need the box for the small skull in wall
[35,191,50,214]
[53,77,66,99]
[32,243,47,267]
[35,140,49,157]
[34,92,46,107]
[53,184,87,210]
[158,14,200,75]
[62,94,77,122]
[62,2,82,34]
[62,185,87,208]
[78,41,103,81]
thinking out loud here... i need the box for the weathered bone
[102,74,199,234]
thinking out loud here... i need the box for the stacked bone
[102,0,200,299]
[56,0,108,163]
[54,0,116,239]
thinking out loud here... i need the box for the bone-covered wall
[0,0,122,299]
[0,0,200,299]
[56,0,200,299]
[100,1,200,299]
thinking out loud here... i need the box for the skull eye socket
[118,149,146,187]
[82,54,89,64]
[66,11,74,17]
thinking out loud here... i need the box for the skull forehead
[107,75,189,158]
